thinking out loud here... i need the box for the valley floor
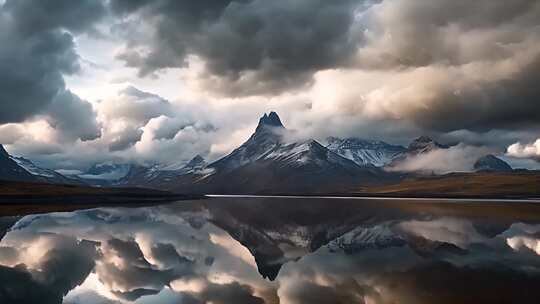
[0,171,538,216]
[357,171,540,199]
[0,180,202,216]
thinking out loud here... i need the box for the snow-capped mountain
[474,155,512,172]
[0,145,35,182]
[326,137,406,167]
[171,112,388,194]
[80,163,132,180]
[177,155,208,174]
[73,163,134,186]
[209,111,287,173]
[10,156,83,185]
[117,155,211,188]
[0,144,82,184]
[68,113,392,192]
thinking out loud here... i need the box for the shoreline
[206,194,540,203]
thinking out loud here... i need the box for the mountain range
[0,112,515,194]
[0,145,82,185]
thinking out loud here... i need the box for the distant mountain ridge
[0,112,518,193]
[387,136,512,173]
[70,115,515,192]
[474,155,512,172]
[0,145,82,184]
[326,137,406,167]
[0,145,35,182]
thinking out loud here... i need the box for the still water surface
[1,197,540,303]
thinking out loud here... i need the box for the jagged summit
[183,155,207,171]
[408,136,448,153]
[256,111,284,131]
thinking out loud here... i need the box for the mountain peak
[408,136,448,152]
[0,144,9,158]
[257,111,284,129]
[474,154,512,172]
[412,136,435,144]
[191,154,205,163]
[185,155,206,167]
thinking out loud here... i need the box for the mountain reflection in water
[1,198,540,303]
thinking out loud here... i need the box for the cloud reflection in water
[0,197,540,303]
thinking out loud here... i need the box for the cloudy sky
[0,0,539,171]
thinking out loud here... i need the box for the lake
[1,196,540,303]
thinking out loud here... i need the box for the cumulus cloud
[388,144,493,174]
[46,90,101,141]
[98,86,174,124]
[111,0,369,96]
[0,0,103,141]
[506,139,540,161]
[107,0,540,136]
[2,0,540,170]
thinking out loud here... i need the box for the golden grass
[360,172,540,197]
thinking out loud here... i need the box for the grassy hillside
[358,171,540,198]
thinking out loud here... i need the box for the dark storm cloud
[3,0,106,35]
[409,55,540,132]
[112,0,365,96]
[47,90,101,141]
[354,0,540,133]
[0,20,77,123]
[108,0,540,138]
[0,0,103,140]
[358,0,540,69]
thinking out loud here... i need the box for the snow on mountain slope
[78,163,132,181]
[5,153,82,185]
[11,157,61,178]
[262,139,362,172]
[208,112,285,173]
[326,137,406,167]
[0,145,36,182]
[168,112,389,194]
[11,157,56,178]
[209,112,365,174]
